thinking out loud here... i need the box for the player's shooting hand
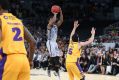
[49,13,57,24]
[53,12,58,15]
[74,20,79,28]
[91,27,96,35]
[59,7,62,13]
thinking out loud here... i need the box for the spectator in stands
[111,49,118,75]
[105,51,112,74]
[109,47,113,54]
[88,51,102,73]
[100,54,108,75]
[116,53,119,76]
[87,53,97,73]
[33,49,40,69]
[80,54,89,72]
[40,47,49,70]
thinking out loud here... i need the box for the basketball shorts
[49,56,60,67]
[46,40,60,57]
[0,53,30,80]
[66,62,83,80]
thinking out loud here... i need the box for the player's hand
[74,20,79,28]
[91,27,96,35]
[59,7,62,13]
[49,14,57,24]
[53,12,58,15]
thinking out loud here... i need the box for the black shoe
[47,70,51,77]
[54,71,60,76]
[81,75,85,80]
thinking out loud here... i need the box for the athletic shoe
[47,70,51,77]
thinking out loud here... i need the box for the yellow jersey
[0,13,27,54]
[66,41,81,62]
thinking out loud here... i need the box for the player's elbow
[60,19,63,23]
[88,38,94,44]
[30,39,36,47]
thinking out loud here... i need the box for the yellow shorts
[0,53,30,80]
[66,62,82,80]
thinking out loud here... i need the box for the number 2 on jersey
[12,27,23,41]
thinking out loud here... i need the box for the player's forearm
[71,27,77,37]
[88,34,95,43]
[29,43,36,61]
[59,10,63,23]
[52,14,57,23]
[57,10,63,27]
[48,14,57,27]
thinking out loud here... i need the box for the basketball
[51,5,60,13]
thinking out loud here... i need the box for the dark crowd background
[9,0,119,76]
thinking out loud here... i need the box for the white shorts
[46,40,60,57]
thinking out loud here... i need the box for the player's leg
[17,54,30,80]
[66,63,74,80]
[2,54,22,80]
[46,41,52,77]
[76,63,85,80]
[71,63,83,80]
[54,56,60,76]
[47,57,53,77]
[52,43,61,80]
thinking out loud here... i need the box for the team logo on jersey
[4,16,8,19]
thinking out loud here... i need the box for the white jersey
[47,25,61,57]
[47,25,58,41]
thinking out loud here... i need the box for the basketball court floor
[31,69,119,80]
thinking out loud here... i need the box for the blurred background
[8,0,119,76]
[9,0,119,40]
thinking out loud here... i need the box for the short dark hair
[114,49,117,52]
[0,0,10,10]
[72,33,79,42]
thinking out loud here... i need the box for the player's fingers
[74,20,78,23]
[77,24,79,26]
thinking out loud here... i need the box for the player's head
[0,0,10,11]
[72,33,79,42]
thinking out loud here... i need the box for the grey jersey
[47,25,58,41]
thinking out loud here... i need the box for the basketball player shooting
[46,5,63,79]
[0,0,36,80]
[66,20,95,80]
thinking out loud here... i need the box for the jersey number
[68,48,73,55]
[12,27,23,41]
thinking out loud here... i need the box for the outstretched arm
[24,27,36,63]
[56,8,63,27]
[70,20,79,41]
[0,19,2,41]
[47,13,57,30]
[79,27,95,46]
